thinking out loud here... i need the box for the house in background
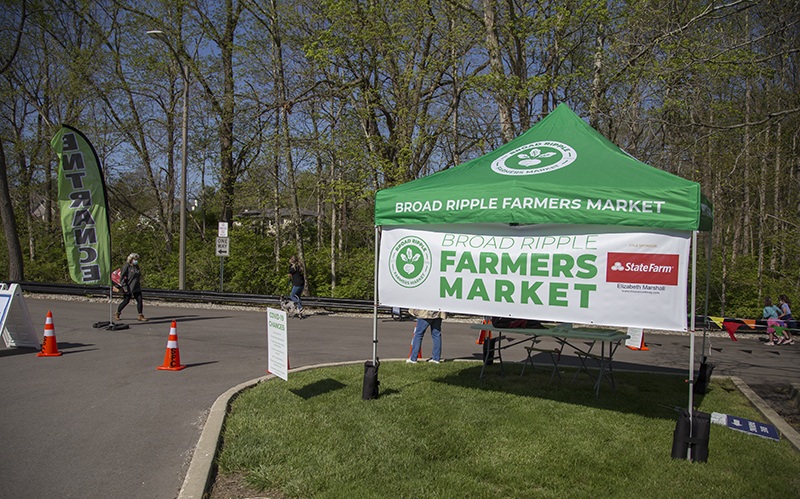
[236,208,319,233]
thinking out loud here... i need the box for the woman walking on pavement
[762,297,785,346]
[115,253,147,322]
[778,294,795,345]
[287,255,305,316]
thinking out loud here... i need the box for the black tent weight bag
[362,360,380,400]
[671,409,710,462]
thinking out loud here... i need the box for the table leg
[570,340,598,386]
[479,337,491,380]
[593,342,620,398]
[479,332,504,380]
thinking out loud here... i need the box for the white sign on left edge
[0,283,39,349]
[267,307,288,381]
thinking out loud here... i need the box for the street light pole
[147,30,188,290]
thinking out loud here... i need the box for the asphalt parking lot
[1,295,798,498]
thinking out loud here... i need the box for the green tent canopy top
[375,104,712,231]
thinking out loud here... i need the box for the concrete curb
[176,374,273,499]
[178,363,800,499]
[177,360,368,499]
[791,383,800,408]
[730,376,800,455]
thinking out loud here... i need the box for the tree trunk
[0,141,24,281]
[312,102,323,251]
[482,0,514,143]
[218,0,238,224]
[590,16,605,129]
[272,110,281,275]
[270,0,305,269]
[758,154,766,299]
[742,79,751,256]
[330,159,338,292]
[505,0,529,131]
[16,147,34,262]
[772,120,781,272]
[721,226,728,316]
[742,12,752,256]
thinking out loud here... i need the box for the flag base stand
[93,321,129,331]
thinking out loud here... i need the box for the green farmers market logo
[491,141,577,176]
[389,236,432,288]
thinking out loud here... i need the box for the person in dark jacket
[115,253,147,322]
[287,255,305,314]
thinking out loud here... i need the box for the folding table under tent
[370,103,713,411]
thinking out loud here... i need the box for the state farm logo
[606,252,679,286]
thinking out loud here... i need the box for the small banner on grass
[711,412,780,442]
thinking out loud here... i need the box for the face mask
[133,260,138,265]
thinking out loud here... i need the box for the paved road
[1,296,798,498]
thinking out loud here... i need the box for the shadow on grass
[291,378,347,399]
[431,361,694,421]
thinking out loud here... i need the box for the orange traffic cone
[157,320,186,371]
[476,318,490,344]
[37,310,62,357]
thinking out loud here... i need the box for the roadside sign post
[216,222,229,292]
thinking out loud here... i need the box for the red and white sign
[606,253,680,285]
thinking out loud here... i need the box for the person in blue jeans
[778,294,795,345]
[407,309,447,363]
[287,255,305,314]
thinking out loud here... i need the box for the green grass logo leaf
[517,149,557,167]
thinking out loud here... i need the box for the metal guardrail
[8,281,395,314]
[11,282,772,332]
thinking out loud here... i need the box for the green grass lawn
[216,361,800,498]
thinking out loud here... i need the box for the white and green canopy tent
[370,103,712,404]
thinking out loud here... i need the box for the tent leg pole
[688,230,698,460]
[372,226,380,364]
[701,233,712,360]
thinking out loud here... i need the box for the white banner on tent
[379,224,690,331]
